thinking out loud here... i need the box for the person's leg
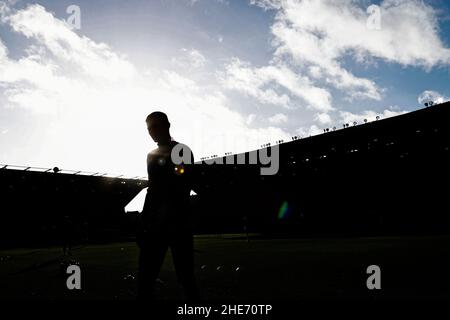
[137,234,168,300]
[170,230,200,301]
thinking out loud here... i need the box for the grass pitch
[1,234,450,300]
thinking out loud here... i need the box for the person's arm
[141,152,152,217]
[174,143,205,196]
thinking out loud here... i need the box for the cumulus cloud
[246,0,450,104]
[296,124,321,137]
[418,90,448,106]
[1,1,449,175]
[246,113,256,125]
[249,0,281,11]
[221,57,332,111]
[0,3,290,176]
[7,4,136,81]
[171,48,207,69]
[268,113,288,124]
[339,108,408,124]
[221,0,450,137]
[235,0,450,135]
[315,112,332,125]
[269,0,450,99]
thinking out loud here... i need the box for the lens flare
[277,201,290,220]
[174,165,185,175]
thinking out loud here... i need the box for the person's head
[146,111,171,144]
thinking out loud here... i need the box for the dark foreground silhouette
[137,111,199,301]
[1,102,450,248]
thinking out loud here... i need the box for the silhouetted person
[137,111,199,301]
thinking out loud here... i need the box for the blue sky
[0,0,449,177]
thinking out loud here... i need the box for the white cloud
[0,38,8,60]
[225,0,450,133]
[241,0,450,135]
[221,57,332,111]
[296,124,321,137]
[249,0,281,11]
[172,48,207,69]
[339,108,408,124]
[0,3,291,176]
[246,113,256,125]
[268,113,288,124]
[2,1,448,176]
[315,112,332,125]
[254,0,450,101]
[418,90,448,106]
[8,5,136,81]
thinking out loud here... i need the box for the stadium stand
[194,101,450,236]
[1,101,449,247]
[0,167,146,247]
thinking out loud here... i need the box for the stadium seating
[1,101,449,247]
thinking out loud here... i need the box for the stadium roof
[0,164,147,181]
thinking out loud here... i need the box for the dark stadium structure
[195,101,450,236]
[0,167,146,247]
[1,101,449,247]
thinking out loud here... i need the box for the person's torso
[145,141,192,227]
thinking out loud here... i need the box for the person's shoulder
[148,148,159,157]
[147,148,160,163]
